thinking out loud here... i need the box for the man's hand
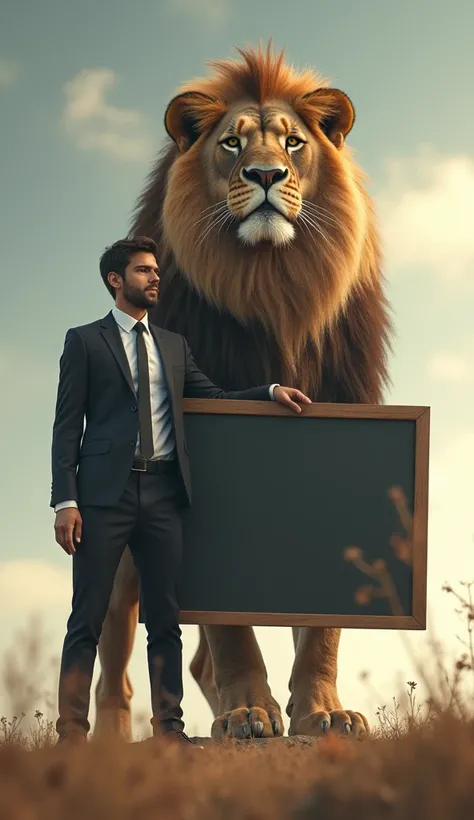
[54,508,83,555]
[273,386,312,413]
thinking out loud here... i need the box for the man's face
[114,251,160,308]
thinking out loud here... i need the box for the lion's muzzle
[229,162,300,247]
[241,166,289,191]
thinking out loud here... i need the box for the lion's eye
[221,136,241,151]
[286,136,304,150]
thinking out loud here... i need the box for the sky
[1,0,474,736]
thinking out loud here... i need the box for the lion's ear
[164,91,227,153]
[295,88,355,150]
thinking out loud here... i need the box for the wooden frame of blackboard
[180,400,430,631]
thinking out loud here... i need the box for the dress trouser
[56,463,184,737]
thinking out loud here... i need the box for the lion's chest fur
[149,249,391,405]
[153,270,292,391]
[151,268,365,402]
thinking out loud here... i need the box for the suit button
[129,440,136,447]
[131,406,137,412]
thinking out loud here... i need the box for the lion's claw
[254,720,264,737]
[290,709,369,739]
[212,706,284,740]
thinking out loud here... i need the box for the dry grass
[1,581,474,819]
[1,697,474,819]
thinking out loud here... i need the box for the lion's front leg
[189,626,219,717]
[287,627,369,738]
[204,625,284,740]
[94,547,139,742]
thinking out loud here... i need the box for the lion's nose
[242,167,289,191]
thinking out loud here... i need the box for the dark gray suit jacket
[50,310,273,509]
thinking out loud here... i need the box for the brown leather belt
[131,458,175,474]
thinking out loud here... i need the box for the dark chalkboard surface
[179,400,429,630]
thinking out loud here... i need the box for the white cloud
[427,350,471,383]
[166,0,231,26]
[0,561,71,614]
[62,68,152,162]
[0,58,19,87]
[377,145,474,280]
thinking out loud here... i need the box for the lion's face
[200,101,320,247]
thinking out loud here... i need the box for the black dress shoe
[162,730,204,749]
[56,732,87,747]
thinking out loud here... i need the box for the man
[51,236,311,748]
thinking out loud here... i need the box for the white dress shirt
[113,307,176,461]
[55,307,278,512]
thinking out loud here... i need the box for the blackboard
[179,400,429,630]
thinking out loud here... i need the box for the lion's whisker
[302,199,335,214]
[206,213,234,245]
[300,213,330,245]
[301,201,343,230]
[195,220,222,248]
[197,199,228,216]
[302,200,339,217]
[298,213,322,248]
[298,212,331,246]
[298,214,321,249]
[190,203,229,230]
[306,213,339,233]
[195,210,233,248]
[301,202,342,230]
[192,208,230,237]
[299,208,332,238]
[216,213,235,241]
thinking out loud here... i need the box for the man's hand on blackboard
[273,386,312,413]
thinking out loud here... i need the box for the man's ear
[295,88,355,150]
[107,270,122,293]
[164,91,227,153]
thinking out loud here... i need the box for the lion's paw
[211,706,284,740]
[289,709,369,739]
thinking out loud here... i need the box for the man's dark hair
[99,236,158,298]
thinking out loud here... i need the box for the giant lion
[94,43,392,742]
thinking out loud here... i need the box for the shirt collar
[112,306,150,334]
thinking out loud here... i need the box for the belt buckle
[132,460,147,472]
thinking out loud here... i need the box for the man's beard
[123,282,157,309]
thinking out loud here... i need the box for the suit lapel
[99,311,136,397]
